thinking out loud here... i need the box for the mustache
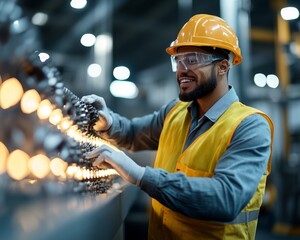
[178,72,190,77]
[177,72,196,80]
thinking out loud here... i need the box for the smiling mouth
[179,78,195,88]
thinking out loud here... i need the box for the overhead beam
[251,28,275,42]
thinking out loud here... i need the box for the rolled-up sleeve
[97,99,178,151]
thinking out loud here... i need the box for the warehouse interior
[1,0,300,239]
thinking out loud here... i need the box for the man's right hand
[81,94,113,131]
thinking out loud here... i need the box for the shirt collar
[187,86,239,123]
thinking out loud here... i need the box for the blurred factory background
[1,0,300,239]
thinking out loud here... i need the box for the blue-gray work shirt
[101,86,272,221]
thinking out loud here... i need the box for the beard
[179,66,217,102]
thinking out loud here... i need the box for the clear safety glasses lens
[171,52,223,72]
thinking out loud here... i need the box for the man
[83,14,274,240]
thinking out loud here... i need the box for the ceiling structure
[7,0,300,112]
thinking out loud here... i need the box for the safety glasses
[171,52,224,72]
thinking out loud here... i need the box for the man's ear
[218,60,230,75]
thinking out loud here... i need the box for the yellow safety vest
[148,101,274,240]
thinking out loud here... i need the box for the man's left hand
[85,144,145,186]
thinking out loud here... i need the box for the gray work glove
[85,144,145,186]
[81,94,113,131]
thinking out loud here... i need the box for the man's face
[174,47,218,102]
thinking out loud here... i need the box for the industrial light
[80,33,96,47]
[266,74,280,88]
[113,66,130,80]
[281,7,299,20]
[28,154,51,179]
[50,157,68,178]
[37,99,53,119]
[110,80,139,99]
[31,12,48,26]
[0,142,9,174]
[87,64,102,77]
[70,0,87,9]
[254,73,267,87]
[254,73,280,88]
[49,108,63,125]
[38,52,50,62]
[7,150,30,180]
[0,78,24,109]
[21,89,41,114]
[10,18,29,34]
[95,34,113,54]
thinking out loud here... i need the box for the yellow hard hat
[166,14,243,65]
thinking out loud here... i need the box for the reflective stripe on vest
[224,210,260,224]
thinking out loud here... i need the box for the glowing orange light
[28,154,50,179]
[66,164,78,178]
[7,150,30,180]
[49,109,63,125]
[37,99,53,119]
[58,117,73,132]
[0,78,24,109]
[0,141,9,174]
[50,157,68,178]
[20,89,41,114]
